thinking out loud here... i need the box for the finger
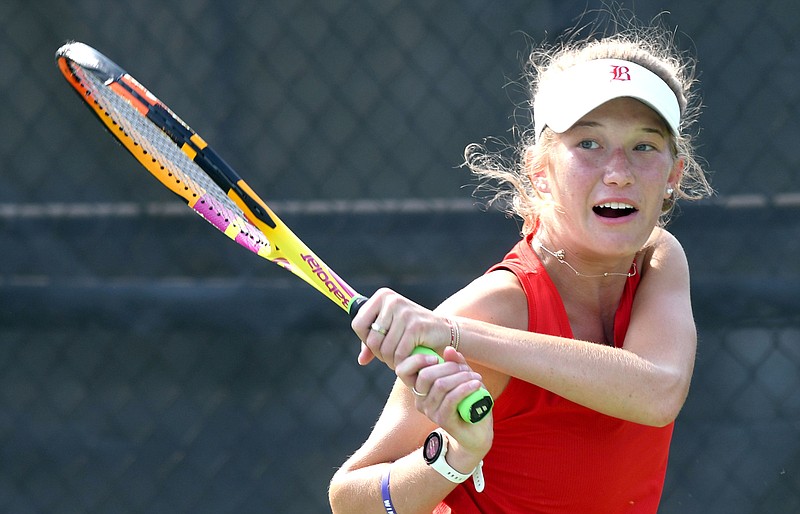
[369,320,389,337]
[395,352,440,389]
[442,345,466,364]
[350,290,392,339]
[350,304,377,342]
[425,370,483,400]
[417,372,484,425]
[435,378,485,424]
[414,363,482,403]
[357,341,375,366]
[371,317,406,369]
[362,312,396,364]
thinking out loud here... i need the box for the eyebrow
[570,120,668,137]
[641,126,668,137]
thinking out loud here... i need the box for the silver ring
[411,386,428,398]
[370,322,388,336]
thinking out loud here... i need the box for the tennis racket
[55,41,492,424]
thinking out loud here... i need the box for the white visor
[533,59,680,140]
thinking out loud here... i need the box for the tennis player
[330,15,712,513]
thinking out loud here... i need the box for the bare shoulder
[641,227,689,277]
[436,269,528,331]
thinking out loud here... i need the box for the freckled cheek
[550,157,599,188]
[637,154,675,177]
[642,166,674,194]
[559,149,604,170]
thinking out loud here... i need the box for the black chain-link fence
[2,1,799,512]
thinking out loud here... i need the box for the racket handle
[348,295,493,424]
[410,347,493,423]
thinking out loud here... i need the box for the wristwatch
[422,429,485,492]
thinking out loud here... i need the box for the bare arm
[355,229,696,427]
[329,353,494,514]
[330,275,523,513]
[328,380,443,514]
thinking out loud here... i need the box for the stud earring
[662,185,677,212]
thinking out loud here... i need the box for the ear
[533,174,550,195]
[523,145,551,195]
[662,157,684,212]
[667,157,685,193]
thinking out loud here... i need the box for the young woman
[329,18,712,514]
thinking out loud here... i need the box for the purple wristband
[381,468,397,514]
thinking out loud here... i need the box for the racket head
[56,41,358,312]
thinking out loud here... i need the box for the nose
[603,148,635,187]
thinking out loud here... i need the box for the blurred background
[1,1,799,512]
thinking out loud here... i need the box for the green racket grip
[410,346,493,423]
[348,296,493,424]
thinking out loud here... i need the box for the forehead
[571,97,670,132]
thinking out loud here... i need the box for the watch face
[424,432,443,464]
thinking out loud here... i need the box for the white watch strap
[430,449,472,483]
[472,460,485,493]
[428,430,485,492]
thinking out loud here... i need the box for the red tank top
[435,234,674,513]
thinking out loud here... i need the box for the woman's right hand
[395,345,494,466]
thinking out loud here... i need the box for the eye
[578,140,599,150]
[634,143,656,151]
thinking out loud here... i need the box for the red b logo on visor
[611,65,631,81]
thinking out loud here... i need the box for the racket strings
[73,62,272,253]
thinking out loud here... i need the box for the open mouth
[593,202,638,219]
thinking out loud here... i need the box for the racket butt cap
[348,295,368,320]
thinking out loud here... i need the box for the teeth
[596,202,635,210]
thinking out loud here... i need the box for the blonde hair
[467,11,713,234]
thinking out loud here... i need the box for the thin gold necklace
[532,237,637,278]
